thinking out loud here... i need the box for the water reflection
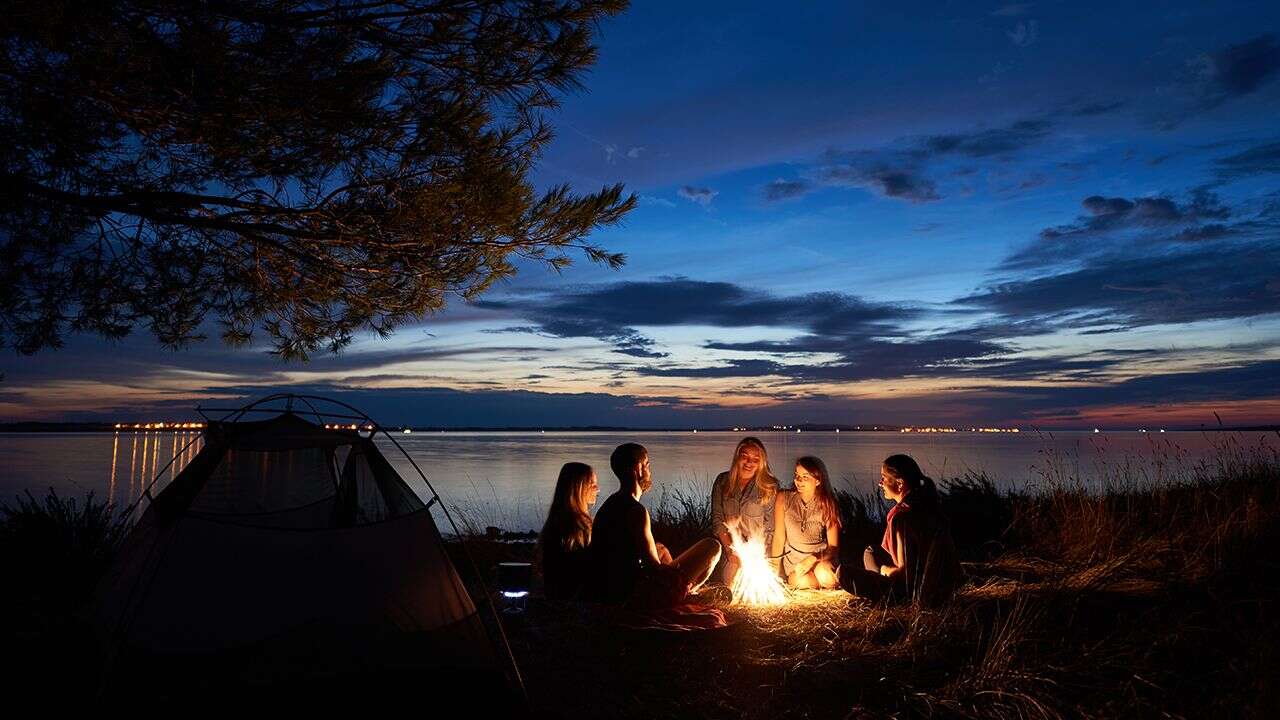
[106,430,203,506]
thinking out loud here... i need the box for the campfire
[725,519,788,605]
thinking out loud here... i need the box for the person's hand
[655,542,673,564]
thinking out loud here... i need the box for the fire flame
[726,519,788,605]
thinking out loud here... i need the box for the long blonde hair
[723,437,778,504]
[540,462,594,553]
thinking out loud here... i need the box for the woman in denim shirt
[710,437,780,586]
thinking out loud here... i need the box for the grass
[3,435,1277,716]
[0,489,132,702]
[500,434,1280,718]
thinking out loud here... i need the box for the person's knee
[790,572,817,589]
[700,537,723,564]
[815,563,838,588]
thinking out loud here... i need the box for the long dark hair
[540,462,594,553]
[882,454,940,505]
[795,455,841,530]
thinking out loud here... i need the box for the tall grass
[566,435,1280,718]
[4,436,1277,716]
[0,489,133,707]
[0,488,132,613]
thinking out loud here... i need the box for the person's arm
[822,522,840,564]
[637,505,663,566]
[770,492,787,572]
[711,473,734,551]
[881,527,906,578]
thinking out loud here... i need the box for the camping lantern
[497,562,533,613]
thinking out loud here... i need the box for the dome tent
[93,394,523,706]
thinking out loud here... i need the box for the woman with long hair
[850,454,962,605]
[771,456,842,588]
[711,437,780,586]
[538,461,600,601]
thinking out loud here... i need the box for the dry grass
[502,434,1280,719]
[3,435,1277,716]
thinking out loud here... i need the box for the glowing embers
[725,518,787,606]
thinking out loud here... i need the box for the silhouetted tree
[0,0,633,358]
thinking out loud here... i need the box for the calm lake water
[2,429,1274,532]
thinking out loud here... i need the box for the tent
[93,395,523,706]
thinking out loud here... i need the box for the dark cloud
[808,118,1054,204]
[663,336,1147,384]
[820,162,940,202]
[916,119,1052,159]
[981,359,1280,419]
[677,186,718,206]
[762,178,814,202]
[1171,224,1235,242]
[961,241,1280,330]
[476,278,914,358]
[1004,189,1233,269]
[0,326,540,388]
[636,359,788,379]
[1192,34,1280,109]
[476,280,1092,383]
[1214,140,1280,178]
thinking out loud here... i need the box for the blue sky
[3,1,1280,427]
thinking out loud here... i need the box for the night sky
[3,2,1280,428]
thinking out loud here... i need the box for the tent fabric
[93,411,518,702]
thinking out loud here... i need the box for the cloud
[762,178,814,202]
[1007,20,1039,48]
[476,279,915,360]
[699,335,1011,382]
[806,117,1054,204]
[599,142,646,164]
[976,359,1280,419]
[636,359,788,379]
[1189,34,1280,109]
[1003,189,1233,268]
[1214,140,1280,179]
[678,186,719,206]
[819,161,940,202]
[638,194,677,208]
[1171,224,1235,242]
[961,241,1280,330]
[917,119,1052,158]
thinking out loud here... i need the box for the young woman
[538,462,600,601]
[851,454,963,605]
[710,437,780,586]
[771,456,842,588]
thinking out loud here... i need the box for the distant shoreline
[1,422,1275,433]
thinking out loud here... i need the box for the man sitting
[586,443,722,608]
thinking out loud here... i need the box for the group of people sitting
[538,437,962,610]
